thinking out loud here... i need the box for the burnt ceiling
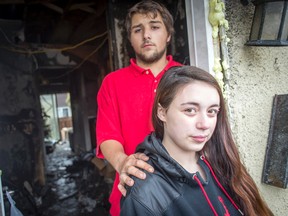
[0,0,109,92]
[0,0,189,92]
[0,0,108,44]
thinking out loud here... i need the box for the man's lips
[142,43,154,48]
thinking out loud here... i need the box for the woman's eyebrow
[180,102,199,106]
[180,102,220,108]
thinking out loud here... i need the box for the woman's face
[158,80,220,157]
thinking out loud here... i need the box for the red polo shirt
[96,55,181,216]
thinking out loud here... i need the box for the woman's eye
[184,108,196,114]
[208,109,220,116]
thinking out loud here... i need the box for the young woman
[120,66,273,216]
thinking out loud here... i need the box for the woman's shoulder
[125,169,181,213]
[129,170,166,194]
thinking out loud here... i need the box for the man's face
[129,12,171,65]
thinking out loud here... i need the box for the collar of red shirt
[129,55,173,77]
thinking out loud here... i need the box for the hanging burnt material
[262,94,288,189]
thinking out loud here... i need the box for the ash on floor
[38,141,114,216]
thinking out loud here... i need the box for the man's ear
[157,103,166,122]
[167,35,171,44]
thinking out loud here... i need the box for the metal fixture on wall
[246,0,288,46]
[263,94,288,189]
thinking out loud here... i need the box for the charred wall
[0,49,45,189]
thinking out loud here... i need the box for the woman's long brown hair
[152,66,273,216]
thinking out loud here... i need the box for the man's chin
[137,52,164,64]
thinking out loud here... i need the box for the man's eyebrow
[131,24,142,29]
[149,20,163,24]
[131,20,163,29]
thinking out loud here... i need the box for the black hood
[136,133,203,182]
[122,134,243,216]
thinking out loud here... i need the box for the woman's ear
[157,103,166,122]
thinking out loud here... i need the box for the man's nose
[143,29,151,40]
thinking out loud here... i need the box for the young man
[96,1,181,215]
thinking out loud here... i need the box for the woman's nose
[196,114,210,130]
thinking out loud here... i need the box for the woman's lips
[191,136,207,143]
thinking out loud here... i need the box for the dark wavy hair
[152,66,273,216]
[125,0,174,40]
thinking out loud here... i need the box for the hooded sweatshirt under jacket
[120,133,243,216]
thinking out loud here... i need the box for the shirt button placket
[153,79,157,93]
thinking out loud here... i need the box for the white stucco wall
[225,1,288,215]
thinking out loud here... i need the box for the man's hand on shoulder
[118,153,154,196]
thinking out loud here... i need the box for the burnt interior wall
[69,50,109,154]
[0,0,189,190]
[0,49,45,189]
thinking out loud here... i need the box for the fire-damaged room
[0,0,189,215]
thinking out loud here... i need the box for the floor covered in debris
[31,142,113,216]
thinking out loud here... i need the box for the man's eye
[134,29,141,33]
[151,26,160,30]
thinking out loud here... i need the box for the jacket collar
[136,133,210,186]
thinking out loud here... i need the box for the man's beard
[136,47,166,64]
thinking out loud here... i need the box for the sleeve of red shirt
[96,74,124,158]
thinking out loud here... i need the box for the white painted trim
[185,0,214,73]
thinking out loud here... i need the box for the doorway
[40,93,73,153]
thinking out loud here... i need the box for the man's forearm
[100,140,127,173]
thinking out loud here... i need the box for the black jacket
[120,133,243,216]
